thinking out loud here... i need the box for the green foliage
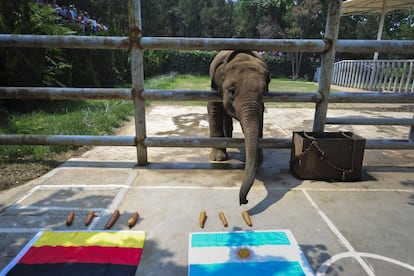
[0,2,73,87]
[284,0,323,39]
[200,0,235,37]
[144,73,181,90]
[235,0,288,38]
[141,0,236,37]
[143,51,215,77]
[141,50,319,81]
[0,1,129,89]
[0,100,134,159]
[25,2,74,35]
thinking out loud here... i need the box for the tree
[339,10,414,59]
[200,0,235,37]
[384,10,414,41]
[0,2,73,87]
[177,0,202,37]
[141,0,179,36]
[284,0,324,79]
[256,15,285,38]
[234,0,287,38]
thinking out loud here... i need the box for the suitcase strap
[299,134,357,180]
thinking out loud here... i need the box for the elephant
[208,50,270,205]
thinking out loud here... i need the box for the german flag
[4,231,145,276]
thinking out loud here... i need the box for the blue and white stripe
[189,230,314,276]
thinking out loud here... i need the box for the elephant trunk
[237,100,262,205]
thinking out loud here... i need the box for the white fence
[333,60,414,92]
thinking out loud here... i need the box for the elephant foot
[210,148,228,161]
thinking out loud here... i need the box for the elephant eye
[228,87,236,98]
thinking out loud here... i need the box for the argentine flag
[189,230,314,276]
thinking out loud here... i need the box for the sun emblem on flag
[237,247,251,259]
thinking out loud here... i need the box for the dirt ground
[0,146,91,191]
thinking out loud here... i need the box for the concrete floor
[1,105,413,275]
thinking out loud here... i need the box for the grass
[1,75,317,160]
[269,78,318,92]
[0,100,134,159]
[154,74,319,92]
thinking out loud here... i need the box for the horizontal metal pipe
[3,87,413,104]
[0,87,319,102]
[365,139,414,149]
[0,87,131,100]
[0,35,326,52]
[142,90,220,101]
[264,92,322,102]
[336,40,414,54]
[0,135,135,146]
[0,34,130,49]
[142,90,321,102]
[326,117,414,126]
[2,134,413,150]
[0,35,328,52]
[144,137,292,148]
[328,92,414,103]
[140,37,328,52]
[0,134,291,148]
[2,35,413,54]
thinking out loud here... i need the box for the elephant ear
[256,58,271,92]
[210,61,225,91]
[211,62,226,96]
[265,71,271,89]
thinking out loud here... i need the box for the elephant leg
[208,101,228,161]
[223,111,233,138]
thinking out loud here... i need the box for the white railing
[333,59,414,92]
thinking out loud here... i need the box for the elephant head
[209,50,270,205]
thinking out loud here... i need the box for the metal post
[313,0,342,132]
[373,2,387,61]
[128,0,148,165]
[410,114,414,141]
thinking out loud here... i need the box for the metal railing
[1,0,414,166]
[333,59,414,92]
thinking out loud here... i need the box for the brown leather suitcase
[290,131,366,181]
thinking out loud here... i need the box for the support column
[313,0,342,132]
[128,0,148,165]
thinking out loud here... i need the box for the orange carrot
[199,211,207,228]
[66,211,75,226]
[127,211,139,228]
[218,212,228,227]
[84,211,95,226]
[242,211,252,227]
[105,210,120,229]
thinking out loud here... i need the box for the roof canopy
[342,0,414,15]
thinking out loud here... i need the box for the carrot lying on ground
[105,210,120,229]
[242,211,252,227]
[218,212,228,227]
[128,211,139,228]
[66,211,75,226]
[84,211,95,226]
[199,211,207,228]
